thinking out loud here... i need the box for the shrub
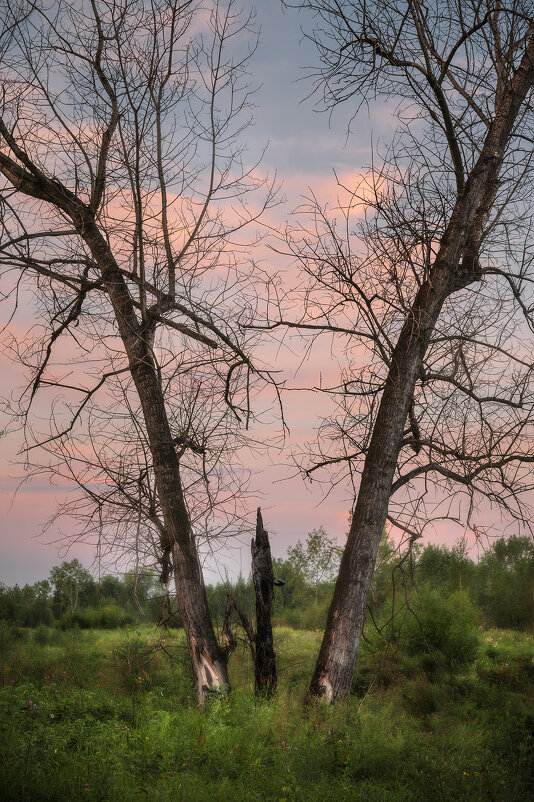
[353,644,415,694]
[402,676,445,716]
[401,589,481,672]
[33,624,51,646]
[477,653,534,691]
[57,603,133,630]
[112,633,156,695]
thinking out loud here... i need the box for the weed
[0,625,532,801]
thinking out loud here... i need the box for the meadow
[0,623,533,801]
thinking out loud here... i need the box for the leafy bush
[112,633,157,695]
[33,624,51,646]
[57,603,133,630]
[477,652,534,691]
[353,644,416,695]
[401,676,446,716]
[401,589,481,672]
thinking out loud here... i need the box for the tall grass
[0,625,532,800]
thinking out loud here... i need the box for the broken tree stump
[251,507,277,697]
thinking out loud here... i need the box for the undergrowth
[0,625,532,801]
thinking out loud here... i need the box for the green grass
[0,626,533,800]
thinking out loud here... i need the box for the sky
[0,0,487,587]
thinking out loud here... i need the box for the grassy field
[0,624,533,801]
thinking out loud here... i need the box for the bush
[402,676,444,716]
[401,589,481,672]
[57,603,133,630]
[112,633,156,695]
[477,653,534,691]
[33,624,51,646]
[353,644,416,694]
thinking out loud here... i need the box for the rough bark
[309,35,534,703]
[251,508,277,697]
[82,219,231,704]
[0,154,230,704]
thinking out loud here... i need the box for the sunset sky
[0,0,479,588]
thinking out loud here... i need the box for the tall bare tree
[0,0,276,702]
[278,0,534,701]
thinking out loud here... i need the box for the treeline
[2,531,533,635]
[0,560,179,630]
[208,530,534,635]
[411,535,534,631]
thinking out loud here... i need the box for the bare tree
[276,0,534,701]
[0,0,277,703]
[25,371,255,586]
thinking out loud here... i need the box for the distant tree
[32,580,52,602]
[0,585,16,624]
[416,540,476,596]
[271,556,305,616]
[476,536,534,629]
[367,530,398,612]
[49,560,95,613]
[287,527,340,604]
[29,579,55,626]
[99,575,123,603]
[0,581,54,626]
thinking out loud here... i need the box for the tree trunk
[251,508,277,697]
[0,146,231,702]
[221,595,238,660]
[78,219,230,704]
[309,39,534,703]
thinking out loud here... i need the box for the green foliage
[0,563,169,630]
[271,527,340,628]
[206,574,255,627]
[367,530,399,610]
[50,559,96,614]
[415,538,476,595]
[33,624,51,646]
[412,535,534,632]
[401,589,481,672]
[0,626,532,801]
[0,582,54,628]
[286,527,340,586]
[271,555,306,615]
[112,633,157,695]
[204,527,342,631]
[476,630,534,691]
[1,527,532,799]
[2,533,533,642]
[401,676,443,717]
[99,574,123,601]
[57,602,134,630]
[475,536,534,630]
